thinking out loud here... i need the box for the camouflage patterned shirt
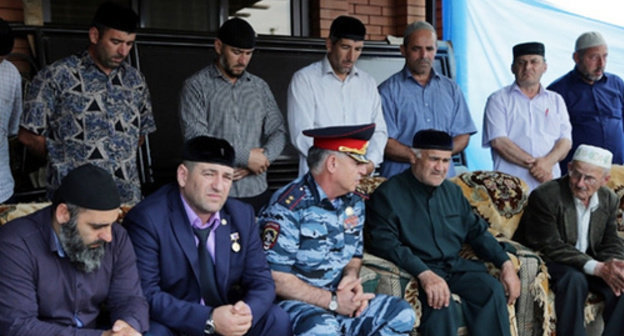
[258,173,365,290]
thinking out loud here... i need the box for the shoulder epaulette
[277,181,307,210]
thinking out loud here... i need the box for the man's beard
[220,57,244,79]
[58,215,106,273]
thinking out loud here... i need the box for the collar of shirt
[573,190,599,253]
[400,65,441,84]
[573,190,599,212]
[79,49,128,78]
[572,66,609,85]
[510,82,546,97]
[321,54,359,81]
[79,49,127,78]
[51,227,67,258]
[304,172,349,209]
[405,169,439,195]
[208,63,251,83]
[180,193,221,231]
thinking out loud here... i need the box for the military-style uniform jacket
[258,173,365,291]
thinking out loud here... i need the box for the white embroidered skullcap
[575,32,606,52]
[572,144,612,169]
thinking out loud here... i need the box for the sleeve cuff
[268,263,293,273]
[584,260,599,275]
[122,317,142,333]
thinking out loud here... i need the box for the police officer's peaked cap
[303,123,375,163]
[412,129,453,151]
[182,136,235,168]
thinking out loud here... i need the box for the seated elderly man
[258,123,415,336]
[514,144,624,336]
[366,129,520,336]
[0,164,148,335]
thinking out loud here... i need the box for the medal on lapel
[344,206,358,230]
[230,232,241,252]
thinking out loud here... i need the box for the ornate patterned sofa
[4,166,624,335]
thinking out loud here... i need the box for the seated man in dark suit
[125,136,290,336]
[514,144,624,336]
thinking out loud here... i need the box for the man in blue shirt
[0,18,21,203]
[378,21,476,178]
[548,31,624,174]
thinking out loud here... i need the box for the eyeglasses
[569,169,598,186]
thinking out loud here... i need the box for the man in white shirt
[482,42,571,190]
[287,16,387,176]
[515,144,624,336]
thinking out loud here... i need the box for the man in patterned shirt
[179,18,286,213]
[258,123,415,336]
[18,2,156,205]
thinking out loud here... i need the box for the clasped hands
[334,275,375,317]
[525,156,554,183]
[234,148,270,181]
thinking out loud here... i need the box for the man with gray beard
[0,164,148,336]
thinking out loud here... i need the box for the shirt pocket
[297,222,329,266]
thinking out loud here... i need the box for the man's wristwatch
[204,313,216,335]
[328,291,338,311]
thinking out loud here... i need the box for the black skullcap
[53,164,121,210]
[218,18,256,49]
[330,16,366,41]
[182,136,235,167]
[513,42,545,58]
[412,129,453,151]
[92,2,139,33]
[0,18,14,56]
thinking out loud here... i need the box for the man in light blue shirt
[287,16,387,177]
[378,21,475,178]
[482,42,571,191]
[0,18,21,203]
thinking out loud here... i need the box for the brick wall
[312,0,427,41]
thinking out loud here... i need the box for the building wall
[0,0,438,73]
[311,0,427,41]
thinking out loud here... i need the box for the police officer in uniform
[258,123,415,336]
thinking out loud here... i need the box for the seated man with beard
[0,164,149,335]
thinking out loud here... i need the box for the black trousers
[548,262,624,336]
[418,270,511,336]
